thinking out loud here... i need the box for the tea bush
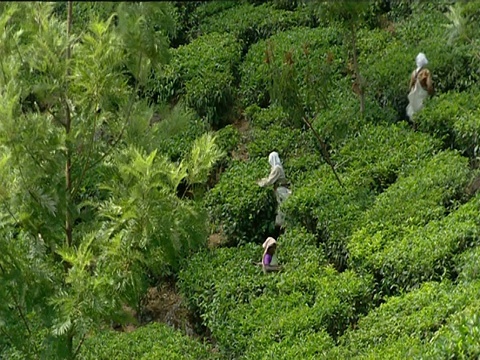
[426,297,480,360]
[311,86,398,151]
[337,122,441,193]
[204,159,277,245]
[375,192,480,292]
[179,227,373,358]
[454,245,480,283]
[156,114,208,163]
[191,3,314,50]
[80,322,217,360]
[243,330,334,360]
[332,280,480,358]
[244,104,291,130]
[147,32,242,126]
[348,150,471,288]
[283,169,375,270]
[239,26,344,108]
[214,124,241,157]
[415,89,480,158]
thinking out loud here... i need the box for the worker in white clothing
[257,152,292,231]
[406,52,434,122]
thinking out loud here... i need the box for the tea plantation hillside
[1,1,480,359]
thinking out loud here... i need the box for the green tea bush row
[415,89,480,159]
[178,228,374,358]
[311,86,398,151]
[204,159,277,245]
[283,169,375,270]
[425,298,480,359]
[190,3,314,50]
[455,244,480,284]
[239,26,344,108]
[374,193,480,292]
[337,122,441,193]
[80,322,217,360]
[348,150,471,291]
[147,32,242,127]
[330,280,480,358]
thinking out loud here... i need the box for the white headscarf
[262,237,277,258]
[268,152,282,168]
[415,52,428,72]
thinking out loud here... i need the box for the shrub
[312,86,398,151]
[178,228,373,358]
[454,245,480,283]
[348,150,471,288]
[283,169,375,270]
[191,3,314,49]
[214,124,241,156]
[415,89,480,159]
[155,114,208,163]
[239,26,344,108]
[204,159,277,245]
[246,125,316,161]
[375,192,480,292]
[244,104,291,130]
[147,32,242,127]
[244,330,334,360]
[334,280,480,357]
[426,296,480,360]
[338,122,441,193]
[80,322,216,360]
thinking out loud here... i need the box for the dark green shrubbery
[179,227,373,358]
[348,150,471,293]
[214,124,241,157]
[283,168,375,270]
[155,109,208,163]
[415,89,480,159]
[191,3,314,50]
[147,32,242,127]
[312,85,398,150]
[426,298,480,359]
[205,159,277,245]
[454,245,480,284]
[330,280,480,359]
[374,192,480,292]
[337,122,441,192]
[80,323,216,360]
[240,26,344,108]
[245,104,291,130]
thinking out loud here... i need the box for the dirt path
[231,115,250,162]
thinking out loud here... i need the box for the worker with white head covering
[257,152,292,228]
[406,52,434,121]
[261,237,281,273]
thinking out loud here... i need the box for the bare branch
[302,117,344,188]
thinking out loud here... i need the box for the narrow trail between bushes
[231,115,250,162]
[208,115,252,250]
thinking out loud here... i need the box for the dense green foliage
[80,323,216,360]
[2,1,480,359]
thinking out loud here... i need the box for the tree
[308,0,370,115]
[0,2,223,358]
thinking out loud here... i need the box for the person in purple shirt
[261,237,281,274]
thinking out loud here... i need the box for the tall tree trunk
[65,2,74,357]
[351,24,365,115]
[65,1,73,250]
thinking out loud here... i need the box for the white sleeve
[258,166,282,187]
